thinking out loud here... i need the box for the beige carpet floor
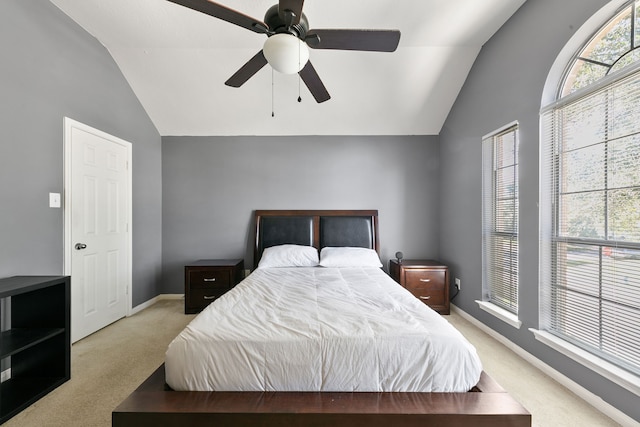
[3,299,622,426]
[446,312,621,427]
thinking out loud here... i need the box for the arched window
[562,1,640,96]
[538,0,640,393]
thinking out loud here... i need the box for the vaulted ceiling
[50,0,526,136]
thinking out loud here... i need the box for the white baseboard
[130,294,184,316]
[451,304,638,427]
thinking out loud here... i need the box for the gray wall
[161,135,440,293]
[440,0,638,421]
[0,1,163,306]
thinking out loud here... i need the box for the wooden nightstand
[184,259,244,314]
[389,259,450,314]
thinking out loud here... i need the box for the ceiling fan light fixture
[263,33,309,74]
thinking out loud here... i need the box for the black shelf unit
[0,276,70,424]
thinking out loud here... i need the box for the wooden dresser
[389,259,450,314]
[184,259,244,314]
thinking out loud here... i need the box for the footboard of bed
[112,365,530,427]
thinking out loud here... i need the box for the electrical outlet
[455,278,461,290]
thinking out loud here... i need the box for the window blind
[482,124,519,314]
[540,69,640,376]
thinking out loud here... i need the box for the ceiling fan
[167,0,401,103]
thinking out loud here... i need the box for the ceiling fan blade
[299,61,330,103]
[167,0,269,34]
[225,50,268,87]
[306,29,401,52]
[278,0,304,26]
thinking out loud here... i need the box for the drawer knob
[419,295,431,300]
[419,278,431,282]
[203,278,217,282]
[203,295,217,300]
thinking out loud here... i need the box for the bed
[113,209,530,426]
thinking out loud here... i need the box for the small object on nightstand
[395,251,403,263]
[389,259,450,314]
[184,259,244,314]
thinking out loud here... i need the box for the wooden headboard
[254,210,379,268]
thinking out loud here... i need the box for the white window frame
[479,122,522,329]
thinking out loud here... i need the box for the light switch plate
[49,192,61,208]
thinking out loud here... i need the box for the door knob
[75,243,87,250]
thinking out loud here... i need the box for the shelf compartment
[0,376,68,422]
[0,328,65,359]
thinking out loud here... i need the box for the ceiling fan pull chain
[271,68,275,117]
[298,42,302,103]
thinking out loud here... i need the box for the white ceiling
[49,0,525,136]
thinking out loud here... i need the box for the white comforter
[165,267,482,392]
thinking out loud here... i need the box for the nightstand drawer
[404,269,445,290]
[187,270,231,289]
[189,288,227,305]
[405,285,445,306]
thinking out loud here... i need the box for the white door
[64,118,132,343]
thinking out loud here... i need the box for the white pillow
[319,247,383,268]
[257,244,319,268]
